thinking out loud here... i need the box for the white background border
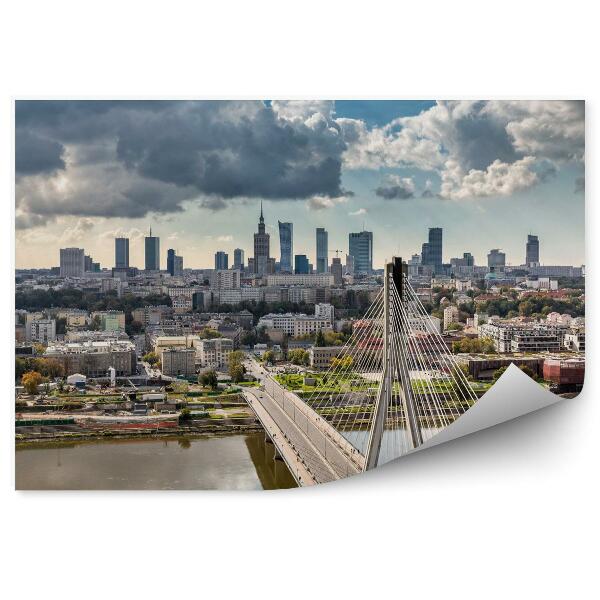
[1,2,597,598]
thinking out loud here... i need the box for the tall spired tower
[253,201,270,275]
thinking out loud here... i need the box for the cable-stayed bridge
[243,257,480,486]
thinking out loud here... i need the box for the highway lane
[244,358,364,482]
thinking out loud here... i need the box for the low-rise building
[91,310,126,331]
[543,357,585,386]
[45,340,137,377]
[161,347,196,377]
[454,354,544,380]
[309,346,344,370]
[564,331,585,352]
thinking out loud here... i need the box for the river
[15,433,298,490]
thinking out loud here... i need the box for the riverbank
[16,420,264,447]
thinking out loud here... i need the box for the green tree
[323,331,345,345]
[228,350,245,366]
[240,330,257,346]
[288,349,309,366]
[451,337,496,354]
[199,328,222,339]
[36,357,64,378]
[229,363,246,383]
[263,350,275,365]
[15,358,27,381]
[492,366,508,381]
[199,369,219,389]
[143,351,160,366]
[314,329,326,347]
[450,364,472,397]
[519,365,538,381]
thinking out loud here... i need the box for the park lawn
[275,372,378,394]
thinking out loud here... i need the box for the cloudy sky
[15,100,585,269]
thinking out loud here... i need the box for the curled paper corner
[409,363,564,454]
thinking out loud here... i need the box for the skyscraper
[167,248,176,276]
[487,249,506,270]
[215,251,229,270]
[173,255,184,276]
[278,221,293,273]
[331,256,343,284]
[144,228,160,271]
[233,248,245,270]
[345,254,354,275]
[348,231,373,274]
[60,247,85,277]
[294,254,309,274]
[115,237,129,269]
[420,227,443,273]
[316,227,328,273]
[526,234,539,266]
[253,201,270,275]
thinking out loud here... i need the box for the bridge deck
[244,388,336,486]
[243,361,364,486]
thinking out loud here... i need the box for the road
[243,358,364,485]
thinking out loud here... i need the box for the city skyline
[27,208,583,274]
[15,100,585,268]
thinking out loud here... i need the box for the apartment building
[161,347,196,377]
[479,321,565,353]
[29,319,57,344]
[195,338,233,369]
[265,273,334,287]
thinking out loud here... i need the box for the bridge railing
[264,375,365,474]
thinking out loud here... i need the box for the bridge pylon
[364,257,423,470]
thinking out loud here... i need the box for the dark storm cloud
[15,101,347,225]
[375,177,415,200]
[114,102,345,199]
[444,101,520,171]
[15,129,65,175]
[200,197,228,211]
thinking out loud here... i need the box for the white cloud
[59,217,96,244]
[340,100,584,200]
[100,226,145,242]
[271,100,335,123]
[349,208,367,216]
[338,117,443,171]
[306,195,349,211]
[440,156,539,200]
[217,235,233,242]
[500,100,585,162]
